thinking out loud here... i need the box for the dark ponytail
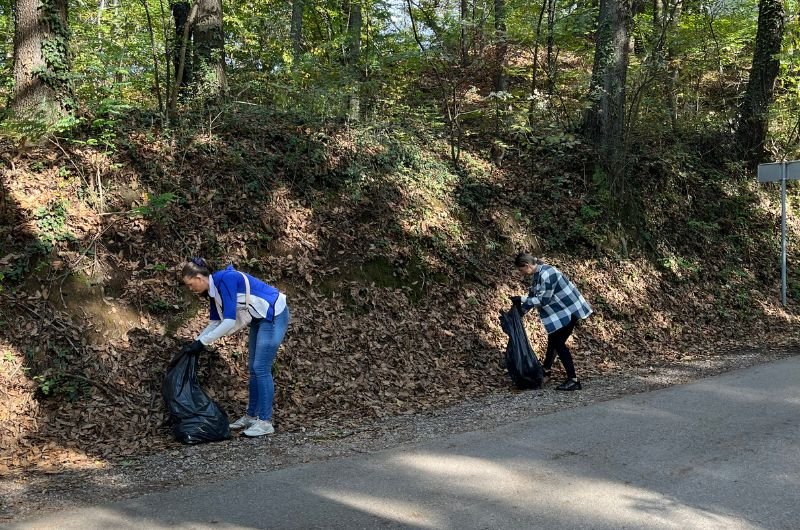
[182,257,213,278]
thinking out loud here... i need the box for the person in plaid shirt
[510,253,592,391]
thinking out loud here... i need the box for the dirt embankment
[1,113,798,478]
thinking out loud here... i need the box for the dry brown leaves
[2,127,799,477]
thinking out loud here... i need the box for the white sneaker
[229,415,256,430]
[242,419,275,437]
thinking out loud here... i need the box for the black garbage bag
[499,306,544,389]
[162,351,231,444]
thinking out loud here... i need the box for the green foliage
[146,296,173,313]
[70,0,170,107]
[660,254,702,280]
[132,192,176,224]
[68,99,131,151]
[0,0,11,102]
[33,200,75,251]
[0,0,785,159]
[31,346,90,401]
[0,113,80,142]
[0,0,792,283]
[0,251,35,287]
[36,0,75,109]
[687,219,720,240]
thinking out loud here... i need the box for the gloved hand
[181,340,205,355]
[509,295,522,308]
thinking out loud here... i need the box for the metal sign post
[781,164,787,305]
[758,161,800,305]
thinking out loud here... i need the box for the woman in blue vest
[181,258,290,437]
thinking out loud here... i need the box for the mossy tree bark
[192,0,227,102]
[8,0,73,124]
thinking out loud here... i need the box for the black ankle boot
[556,379,582,391]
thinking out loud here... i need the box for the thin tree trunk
[112,0,125,85]
[528,0,547,126]
[168,2,198,113]
[667,55,679,129]
[736,0,785,164]
[141,0,164,115]
[158,0,172,113]
[545,0,556,95]
[406,0,461,168]
[665,0,682,130]
[493,0,507,93]
[171,2,191,99]
[9,0,72,124]
[627,0,680,131]
[705,9,726,106]
[346,1,362,121]
[96,0,106,25]
[653,0,663,32]
[460,0,469,67]
[291,0,304,61]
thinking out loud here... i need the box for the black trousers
[543,316,578,379]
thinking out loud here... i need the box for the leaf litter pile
[2,112,799,475]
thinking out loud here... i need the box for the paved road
[7,357,800,529]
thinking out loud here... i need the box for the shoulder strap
[239,272,251,308]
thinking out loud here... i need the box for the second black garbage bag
[499,305,544,389]
[162,350,231,444]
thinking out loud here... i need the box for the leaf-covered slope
[1,108,798,473]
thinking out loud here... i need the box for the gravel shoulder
[1,345,796,523]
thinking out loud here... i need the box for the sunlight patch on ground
[688,381,800,407]
[313,488,444,528]
[602,400,687,420]
[390,452,746,528]
[392,453,532,485]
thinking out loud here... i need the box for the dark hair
[514,252,543,267]
[182,257,213,278]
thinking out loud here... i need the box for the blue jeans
[246,308,290,421]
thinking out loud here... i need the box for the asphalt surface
[7,356,800,529]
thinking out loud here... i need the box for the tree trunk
[460,0,469,67]
[168,2,197,114]
[291,0,304,61]
[96,0,106,24]
[545,0,556,95]
[192,0,227,101]
[346,1,362,121]
[528,0,547,125]
[583,0,632,192]
[171,2,192,98]
[652,0,663,33]
[663,0,682,131]
[9,0,72,124]
[141,0,163,114]
[493,0,507,93]
[736,0,785,164]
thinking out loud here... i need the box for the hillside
[1,105,799,473]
